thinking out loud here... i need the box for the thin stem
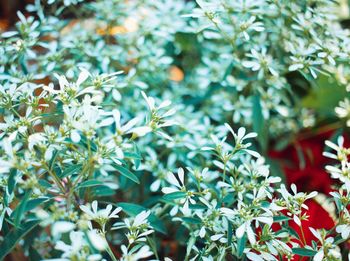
[222,160,227,182]
[45,164,66,193]
[299,214,307,246]
[105,242,118,261]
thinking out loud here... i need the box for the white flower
[323,136,349,161]
[162,168,185,194]
[51,221,75,238]
[133,210,151,227]
[336,224,350,239]
[112,108,152,138]
[118,211,154,245]
[44,69,98,99]
[87,229,108,251]
[54,231,101,259]
[121,245,153,261]
[246,252,264,261]
[141,91,177,131]
[80,200,122,232]
[334,98,350,122]
[224,123,260,157]
[243,48,277,77]
[162,168,196,215]
[28,132,47,150]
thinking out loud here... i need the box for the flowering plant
[1,0,350,260]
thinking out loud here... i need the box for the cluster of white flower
[162,125,319,260]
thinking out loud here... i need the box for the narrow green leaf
[38,179,52,188]
[60,164,82,178]
[227,220,233,245]
[118,202,144,215]
[7,169,17,195]
[76,180,103,189]
[12,191,31,227]
[93,186,116,197]
[132,142,141,170]
[0,219,40,260]
[163,191,187,201]
[237,234,247,258]
[292,248,317,257]
[24,197,51,212]
[114,164,140,184]
[273,215,291,222]
[287,226,301,240]
[186,236,196,258]
[181,217,202,224]
[252,95,268,152]
[48,149,59,169]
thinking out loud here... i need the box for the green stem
[105,242,118,261]
[222,160,227,182]
[45,164,66,193]
[299,214,307,246]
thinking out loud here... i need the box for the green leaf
[287,226,300,240]
[93,186,116,197]
[266,157,286,184]
[302,74,349,118]
[132,142,141,170]
[76,180,103,189]
[273,215,291,222]
[24,197,51,212]
[227,220,233,245]
[12,191,31,227]
[38,179,52,188]
[163,191,187,201]
[113,164,140,184]
[186,236,196,258]
[181,217,202,224]
[7,169,17,195]
[48,149,59,170]
[252,95,268,152]
[292,248,317,257]
[28,246,42,261]
[237,234,247,258]
[118,202,144,215]
[60,164,82,178]
[0,219,40,260]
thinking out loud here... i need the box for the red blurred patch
[269,131,348,194]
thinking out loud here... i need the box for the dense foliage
[1,0,350,260]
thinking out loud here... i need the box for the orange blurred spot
[97,17,138,36]
[97,25,127,35]
[0,19,9,32]
[61,20,79,35]
[169,66,184,82]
